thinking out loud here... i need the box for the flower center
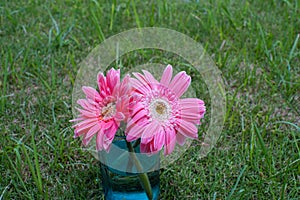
[100,102,116,120]
[149,98,171,122]
[155,102,165,114]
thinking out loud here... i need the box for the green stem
[126,141,153,200]
[132,138,141,148]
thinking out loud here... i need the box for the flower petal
[85,123,101,139]
[97,72,108,96]
[132,72,148,85]
[116,74,131,97]
[74,126,89,138]
[74,121,98,137]
[72,117,98,128]
[82,132,94,146]
[141,121,160,144]
[153,127,165,152]
[180,108,203,125]
[179,98,206,123]
[101,120,114,130]
[106,68,120,94]
[130,77,151,93]
[114,112,125,121]
[115,95,130,119]
[142,70,159,85]
[180,112,202,124]
[179,98,205,108]
[129,102,144,117]
[77,99,98,111]
[82,86,101,102]
[96,129,104,151]
[140,142,151,154]
[127,109,148,129]
[104,121,118,140]
[177,119,198,139]
[75,108,98,118]
[69,117,84,122]
[176,133,186,146]
[103,134,113,151]
[160,64,173,86]
[126,122,147,142]
[169,71,191,97]
[164,128,176,155]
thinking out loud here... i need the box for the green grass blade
[289,33,299,60]
[131,0,141,28]
[227,165,247,199]
[90,2,105,42]
[21,142,43,195]
[1,53,9,112]
[109,0,116,30]
[274,121,300,157]
[253,122,275,174]
[5,151,30,197]
[31,126,44,197]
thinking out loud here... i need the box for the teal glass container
[99,137,160,200]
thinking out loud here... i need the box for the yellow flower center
[155,102,166,115]
[149,98,171,122]
[101,102,116,120]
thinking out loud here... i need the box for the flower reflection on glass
[126,65,206,155]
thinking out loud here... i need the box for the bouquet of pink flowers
[70,64,206,199]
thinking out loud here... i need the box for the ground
[0,0,299,199]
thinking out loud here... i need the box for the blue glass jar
[99,137,160,200]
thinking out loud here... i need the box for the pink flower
[70,68,131,151]
[126,65,206,155]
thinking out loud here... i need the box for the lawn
[0,0,299,199]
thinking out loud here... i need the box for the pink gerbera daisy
[71,68,131,151]
[126,65,206,155]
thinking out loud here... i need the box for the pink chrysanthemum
[70,68,131,151]
[126,65,206,155]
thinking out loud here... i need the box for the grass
[0,0,299,199]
